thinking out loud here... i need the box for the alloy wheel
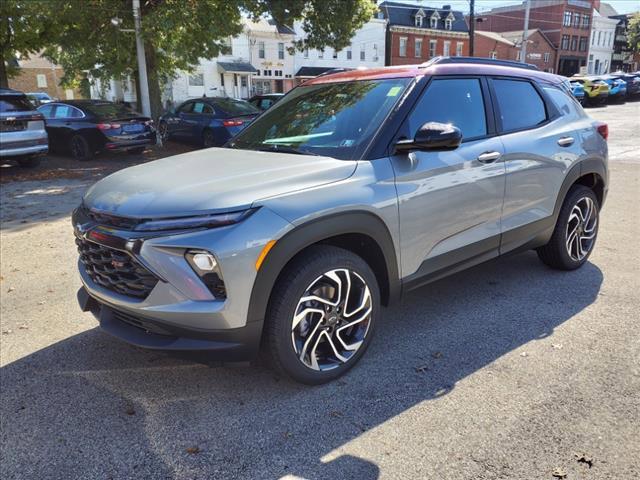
[566,196,597,262]
[291,268,372,371]
[71,137,85,158]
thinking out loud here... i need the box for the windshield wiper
[256,144,320,156]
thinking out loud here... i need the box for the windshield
[0,95,35,113]
[83,102,141,120]
[212,98,260,116]
[229,78,411,160]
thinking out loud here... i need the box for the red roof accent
[304,62,562,85]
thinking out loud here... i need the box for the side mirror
[396,122,463,152]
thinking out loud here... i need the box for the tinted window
[53,105,82,118]
[211,98,260,116]
[83,102,138,120]
[0,95,34,113]
[407,78,487,140]
[493,79,547,131]
[192,102,213,114]
[178,102,193,114]
[37,104,55,118]
[260,99,274,109]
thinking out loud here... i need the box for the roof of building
[244,18,295,35]
[598,2,619,17]
[500,29,556,49]
[379,1,468,33]
[217,62,258,74]
[295,66,339,77]
[475,30,515,46]
[304,58,561,85]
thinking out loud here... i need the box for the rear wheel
[70,135,92,161]
[264,245,380,385]
[16,155,41,168]
[202,129,216,148]
[537,185,599,270]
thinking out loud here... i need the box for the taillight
[596,123,608,141]
[223,119,243,127]
[97,123,121,130]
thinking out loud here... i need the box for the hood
[83,147,357,218]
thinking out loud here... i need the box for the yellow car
[571,75,610,106]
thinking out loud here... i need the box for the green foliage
[628,13,640,53]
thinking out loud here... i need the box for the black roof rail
[423,56,540,71]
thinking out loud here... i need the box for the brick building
[8,53,81,100]
[379,2,469,66]
[474,29,557,71]
[477,0,596,76]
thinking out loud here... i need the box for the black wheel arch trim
[554,158,607,219]
[246,211,401,324]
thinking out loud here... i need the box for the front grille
[76,237,158,299]
[79,205,141,230]
[111,309,172,336]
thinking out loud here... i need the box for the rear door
[391,76,506,281]
[173,101,194,138]
[189,101,215,137]
[491,77,583,253]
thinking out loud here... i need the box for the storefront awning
[217,62,258,74]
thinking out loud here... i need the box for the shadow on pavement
[0,252,603,479]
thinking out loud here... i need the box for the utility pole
[520,0,531,63]
[132,0,151,117]
[469,0,475,57]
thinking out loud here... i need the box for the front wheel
[537,185,599,270]
[202,129,217,148]
[264,245,380,384]
[70,134,93,161]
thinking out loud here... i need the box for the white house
[293,17,387,82]
[587,9,618,75]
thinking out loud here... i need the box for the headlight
[134,209,254,232]
[185,250,226,299]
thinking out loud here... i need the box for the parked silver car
[0,88,48,167]
[74,58,608,384]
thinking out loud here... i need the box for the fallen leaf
[431,351,443,359]
[552,468,567,478]
[186,446,200,454]
[1,330,13,335]
[414,364,429,373]
[7,287,15,293]
[329,410,343,418]
[575,453,594,468]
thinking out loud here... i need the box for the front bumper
[78,287,262,358]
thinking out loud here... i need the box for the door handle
[476,151,502,163]
[557,136,574,147]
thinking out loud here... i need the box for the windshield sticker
[340,139,355,147]
[387,86,402,97]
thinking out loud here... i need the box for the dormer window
[445,13,454,30]
[430,12,440,29]
[416,15,423,27]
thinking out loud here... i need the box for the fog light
[192,252,217,272]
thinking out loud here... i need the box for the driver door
[391,77,506,282]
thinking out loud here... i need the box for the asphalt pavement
[1,101,638,479]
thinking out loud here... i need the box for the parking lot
[1,101,638,479]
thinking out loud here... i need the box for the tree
[41,0,377,119]
[0,0,60,87]
[628,12,640,54]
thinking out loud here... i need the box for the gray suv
[74,58,608,384]
[0,88,48,167]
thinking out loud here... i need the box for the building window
[579,37,588,52]
[591,30,596,45]
[456,42,464,56]
[516,51,521,61]
[415,15,423,27]
[36,74,47,88]
[582,14,590,28]
[573,13,580,28]
[347,49,352,60]
[588,54,594,74]
[399,37,407,57]
[571,36,578,51]
[304,48,309,59]
[445,18,453,30]
[222,37,233,55]
[360,47,365,61]
[414,38,422,58]
[490,51,497,59]
[561,35,570,50]
[188,73,204,86]
[544,52,550,63]
[278,42,285,60]
[430,14,439,29]
[563,11,572,27]
[373,43,379,60]
[319,49,324,59]
[443,40,451,57]
[220,73,225,87]
[597,31,602,45]
[332,49,338,59]
[429,39,437,58]
[258,41,265,59]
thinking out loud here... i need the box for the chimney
[443,5,451,10]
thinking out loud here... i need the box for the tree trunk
[144,41,163,121]
[133,69,142,113]
[0,52,9,88]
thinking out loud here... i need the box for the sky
[380,0,640,15]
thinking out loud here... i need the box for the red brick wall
[8,68,82,99]
[388,31,469,66]
[474,30,557,72]
[474,35,514,61]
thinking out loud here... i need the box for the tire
[16,155,41,168]
[537,185,599,270]
[70,134,93,161]
[202,129,216,148]
[158,121,169,142]
[128,147,146,155]
[264,245,380,385]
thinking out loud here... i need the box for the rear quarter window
[544,86,585,120]
[493,79,547,132]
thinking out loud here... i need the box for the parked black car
[608,72,640,98]
[37,100,156,160]
[248,93,284,111]
[158,97,260,147]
